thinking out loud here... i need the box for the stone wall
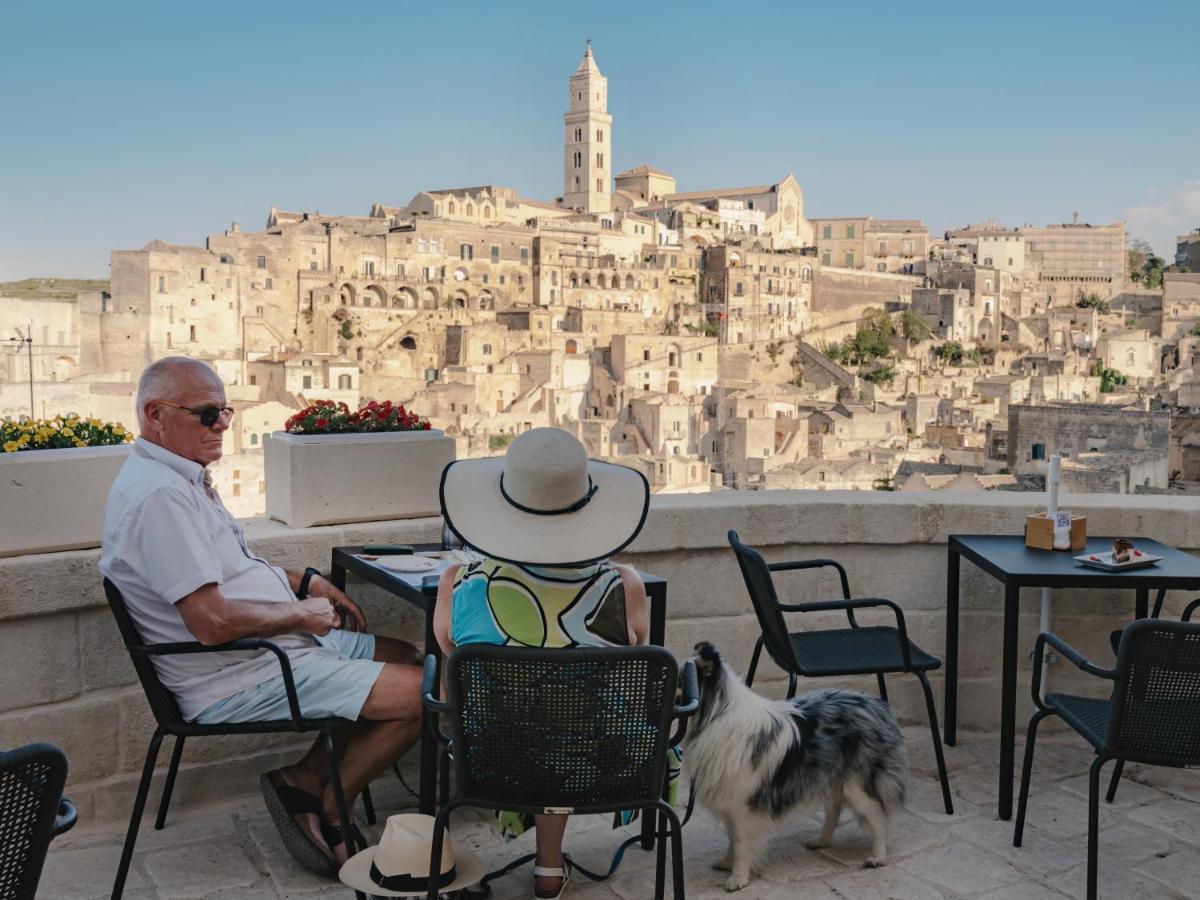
[2,490,1198,824]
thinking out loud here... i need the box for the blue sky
[2,0,1196,279]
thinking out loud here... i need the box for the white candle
[1047,454,1061,517]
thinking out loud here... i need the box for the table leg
[944,548,960,746]
[419,605,440,816]
[999,579,1020,820]
[330,560,346,592]
[642,583,668,851]
[1135,588,1149,620]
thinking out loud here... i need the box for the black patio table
[329,544,669,847]
[944,534,1200,820]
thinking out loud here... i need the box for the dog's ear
[694,642,721,679]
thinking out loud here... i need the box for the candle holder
[1025,512,1087,551]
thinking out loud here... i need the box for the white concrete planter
[0,444,133,558]
[264,429,456,528]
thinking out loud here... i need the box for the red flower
[315,417,328,428]
[376,409,388,421]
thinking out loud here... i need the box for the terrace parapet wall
[2,490,1198,823]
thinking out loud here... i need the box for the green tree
[1189,323,1200,337]
[936,340,965,365]
[1140,255,1166,289]
[1128,238,1154,283]
[899,309,932,342]
[1076,293,1111,314]
[1091,360,1128,393]
[862,363,897,386]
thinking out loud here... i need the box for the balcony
[6,490,1200,897]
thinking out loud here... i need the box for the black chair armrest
[767,559,851,598]
[130,638,307,729]
[421,653,450,714]
[784,597,914,669]
[669,660,699,746]
[1183,599,1200,622]
[1031,632,1116,709]
[51,798,77,838]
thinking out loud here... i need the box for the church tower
[563,42,612,214]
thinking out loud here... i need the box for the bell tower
[563,41,612,214]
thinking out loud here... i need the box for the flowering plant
[284,399,431,435]
[2,414,131,453]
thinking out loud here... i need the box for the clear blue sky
[2,0,1196,280]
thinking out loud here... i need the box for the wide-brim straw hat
[441,427,650,566]
[339,814,484,897]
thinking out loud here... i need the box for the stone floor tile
[1010,786,1117,841]
[246,820,344,896]
[1049,860,1172,900]
[1091,823,1172,869]
[142,840,264,898]
[1134,849,1200,898]
[38,845,151,900]
[955,815,1079,878]
[813,809,947,867]
[824,865,948,900]
[1126,796,1200,847]
[905,777,985,824]
[971,882,1071,899]
[896,843,1025,895]
[1055,770,1168,810]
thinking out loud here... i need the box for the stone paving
[39,730,1200,900]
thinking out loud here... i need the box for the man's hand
[297,596,339,636]
[306,575,368,633]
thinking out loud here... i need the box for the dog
[682,642,907,891]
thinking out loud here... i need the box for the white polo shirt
[100,438,325,720]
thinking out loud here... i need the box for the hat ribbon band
[499,474,598,516]
[370,860,457,892]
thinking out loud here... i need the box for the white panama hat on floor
[440,427,650,566]
[338,813,483,897]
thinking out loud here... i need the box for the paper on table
[356,552,458,588]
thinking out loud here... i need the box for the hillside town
[4,44,1200,516]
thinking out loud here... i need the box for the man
[100,356,423,875]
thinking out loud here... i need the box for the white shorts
[192,630,383,724]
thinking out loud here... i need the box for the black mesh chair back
[728,531,797,672]
[443,644,678,813]
[0,743,71,900]
[1109,618,1200,765]
[103,578,189,732]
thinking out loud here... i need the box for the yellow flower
[74,439,86,448]
[3,441,18,453]
[62,428,74,438]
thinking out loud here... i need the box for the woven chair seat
[1045,694,1111,750]
[790,626,941,676]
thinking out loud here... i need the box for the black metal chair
[102,578,373,899]
[421,644,698,900]
[728,530,953,814]
[1015,616,1200,900]
[0,743,76,900]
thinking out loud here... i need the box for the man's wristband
[296,567,322,599]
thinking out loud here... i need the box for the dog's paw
[711,856,732,872]
[805,839,830,850]
[724,873,751,892]
[863,856,887,869]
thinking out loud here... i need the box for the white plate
[371,555,441,573]
[1073,551,1163,571]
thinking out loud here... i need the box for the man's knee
[360,662,423,721]
[372,635,422,666]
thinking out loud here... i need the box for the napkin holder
[1025,512,1086,551]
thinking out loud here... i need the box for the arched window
[400,336,417,350]
[466,204,474,216]
[483,206,491,219]
[624,274,634,289]
[356,347,364,361]
[448,201,455,214]
[569,272,579,288]
[565,339,578,354]
[802,266,812,282]
[1127,349,1135,366]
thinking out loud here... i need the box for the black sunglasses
[159,401,234,428]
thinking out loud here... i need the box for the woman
[434,427,652,899]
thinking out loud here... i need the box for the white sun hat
[338,813,484,897]
[440,427,650,566]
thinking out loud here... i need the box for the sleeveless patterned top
[450,557,628,648]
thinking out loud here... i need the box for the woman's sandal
[260,771,336,877]
[533,859,572,899]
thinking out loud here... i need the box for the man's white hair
[136,357,219,430]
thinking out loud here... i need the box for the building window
[257,255,266,269]
[574,151,582,168]
[821,251,831,266]
[877,240,888,255]
[904,240,914,255]
[596,152,603,168]
[460,244,473,261]
[250,433,258,447]
[310,261,318,271]
[734,282,743,296]
[846,225,856,239]
[302,375,312,389]
[249,374,257,386]
[157,275,166,293]
[189,325,196,341]
[596,178,602,193]
[643,349,651,361]
[1031,443,1046,461]
[575,127,582,142]
[490,245,499,263]
[845,251,855,267]
[199,267,206,282]
[265,278,273,289]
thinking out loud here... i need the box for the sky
[1,0,1197,280]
